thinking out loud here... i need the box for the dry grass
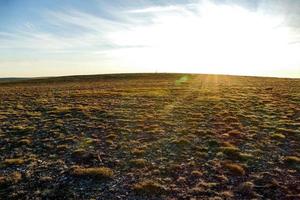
[0,73,299,199]
[70,166,114,179]
[224,163,246,176]
[3,158,25,166]
[133,180,167,194]
[129,159,148,168]
[284,156,300,167]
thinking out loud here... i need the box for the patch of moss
[207,139,220,148]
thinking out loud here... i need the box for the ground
[0,73,299,199]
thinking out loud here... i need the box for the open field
[0,73,300,199]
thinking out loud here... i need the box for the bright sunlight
[109,2,299,77]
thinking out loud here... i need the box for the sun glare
[108,2,297,76]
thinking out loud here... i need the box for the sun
[108,2,295,76]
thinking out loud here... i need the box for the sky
[0,0,300,78]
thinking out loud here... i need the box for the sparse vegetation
[0,73,299,199]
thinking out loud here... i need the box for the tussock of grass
[284,156,300,167]
[219,147,240,158]
[106,134,117,140]
[106,139,114,145]
[238,181,254,194]
[0,171,22,185]
[8,172,22,183]
[224,163,245,176]
[3,158,25,166]
[171,138,190,147]
[271,133,286,140]
[12,125,35,134]
[57,144,68,151]
[71,166,114,179]
[131,148,145,156]
[221,142,235,148]
[191,170,202,178]
[71,149,96,163]
[188,186,207,195]
[220,191,234,198]
[133,180,167,195]
[224,116,239,123]
[228,130,241,137]
[277,128,300,135]
[239,153,254,161]
[129,159,148,168]
[19,138,32,145]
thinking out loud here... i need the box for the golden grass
[224,163,245,176]
[71,166,114,179]
[133,180,167,194]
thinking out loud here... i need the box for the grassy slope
[0,73,299,199]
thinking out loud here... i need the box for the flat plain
[0,73,299,199]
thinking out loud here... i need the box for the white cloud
[127,4,197,14]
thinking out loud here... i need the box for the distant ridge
[0,73,298,86]
[0,78,31,83]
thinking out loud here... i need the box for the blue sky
[0,0,300,77]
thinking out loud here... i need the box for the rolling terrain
[0,73,299,199]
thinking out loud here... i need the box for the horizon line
[1,72,299,80]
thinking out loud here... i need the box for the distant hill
[0,78,31,83]
[0,73,298,86]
